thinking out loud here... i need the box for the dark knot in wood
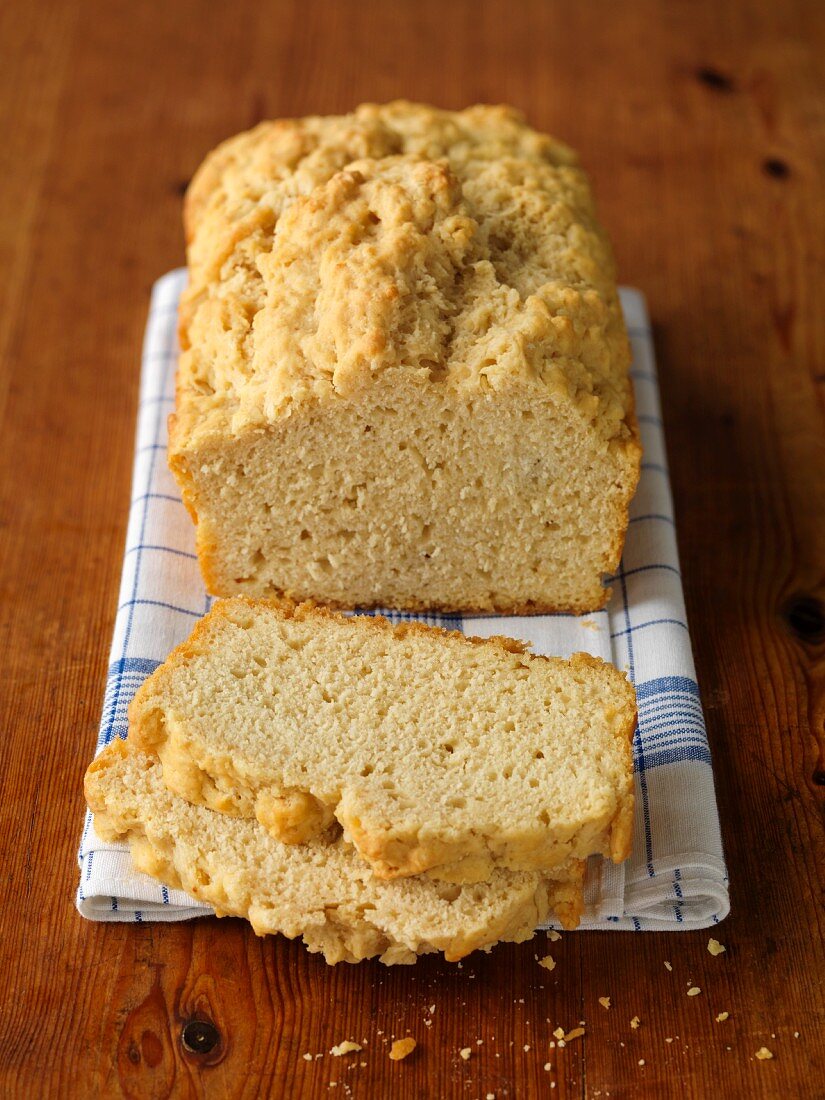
[762,157,790,179]
[783,595,825,644]
[181,1019,221,1055]
[696,66,735,92]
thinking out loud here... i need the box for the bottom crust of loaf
[216,579,613,618]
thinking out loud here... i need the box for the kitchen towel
[77,269,729,931]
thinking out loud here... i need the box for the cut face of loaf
[172,102,641,613]
[128,598,637,882]
[85,741,586,964]
[174,364,637,614]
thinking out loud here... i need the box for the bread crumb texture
[173,101,641,614]
[330,1041,361,1056]
[127,596,636,883]
[389,1038,417,1061]
[84,741,586,965]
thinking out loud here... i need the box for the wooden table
[1,1,823,1096]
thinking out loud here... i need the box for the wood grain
[0,1,823,1096]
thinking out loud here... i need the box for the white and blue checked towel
[77,270,728,931]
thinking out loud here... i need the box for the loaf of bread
[128,597,636,883]
[173,102,641,613]
[85,741,586,963]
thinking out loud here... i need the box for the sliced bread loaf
[172,102,641,614]
[128,597,636,882]
[85,741,585,964]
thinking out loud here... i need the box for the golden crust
[175,115,633,428]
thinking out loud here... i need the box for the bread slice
[85,741,586,964]
[172,102,641,614]
[128,597,636,882]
